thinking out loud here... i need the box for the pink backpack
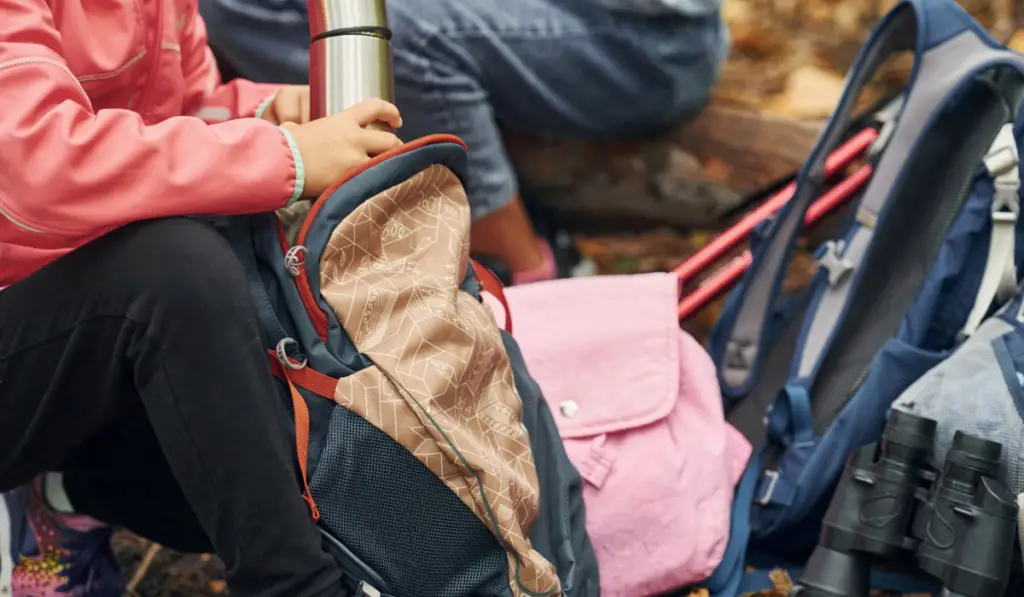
[487,272,752,597]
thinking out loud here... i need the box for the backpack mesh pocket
[892,316,1024,493]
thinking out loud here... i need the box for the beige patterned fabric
[318,164,560,597]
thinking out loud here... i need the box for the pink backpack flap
[487,273,753,597]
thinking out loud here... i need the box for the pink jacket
[0,0,302,287]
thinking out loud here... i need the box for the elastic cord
[311,26,392,44]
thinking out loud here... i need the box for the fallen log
[504,103,824,232]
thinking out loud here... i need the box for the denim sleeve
[197,0,311,84]
[592,0,723,17]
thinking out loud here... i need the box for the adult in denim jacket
[200,0,729,283]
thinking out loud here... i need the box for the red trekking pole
[676,126,883,321]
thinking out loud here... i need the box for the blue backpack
[704,0,1024,593]
[211,135,599,597]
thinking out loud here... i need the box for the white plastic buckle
[357,582,382,597]
[992,173,1021,216]
[870,120,896,156]
[987,123,1020,218]
[984,123,1019,180]
[869,96,904,156]
[817,240,854,287]
[758,470,780,506]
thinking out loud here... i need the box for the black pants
[0,218,345,597]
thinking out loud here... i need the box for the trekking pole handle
[307,0,395,129]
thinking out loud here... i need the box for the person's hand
[261,85,311,125]
[284,98,404,198]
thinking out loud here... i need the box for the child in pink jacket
[0,1,401,596]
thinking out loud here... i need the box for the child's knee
[108,218,251,321]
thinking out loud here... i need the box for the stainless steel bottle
[307,0,395,128]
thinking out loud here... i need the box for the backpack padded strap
[717,0,1022,396]
[716,2,922,394]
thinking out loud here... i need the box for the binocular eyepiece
[791,410,1018,597]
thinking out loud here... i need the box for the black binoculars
[790,410,1019,597]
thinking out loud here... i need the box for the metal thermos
[307,0,394,126]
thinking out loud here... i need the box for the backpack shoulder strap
[712,0,1024,398]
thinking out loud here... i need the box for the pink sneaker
[1,478,123,597]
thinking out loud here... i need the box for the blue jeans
[200,0,728,217]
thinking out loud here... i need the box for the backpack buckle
[869,95,904,156]
[986,123,1020,218]
[757,470,780,505]
[355,582,382,597]
[983,123,1019,180]
[815,240,853,287]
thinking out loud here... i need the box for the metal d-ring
[276,337,308,370]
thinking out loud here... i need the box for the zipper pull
[284,245,309,277]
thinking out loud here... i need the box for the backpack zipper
[288,135,466,342]
[275,219,330,340]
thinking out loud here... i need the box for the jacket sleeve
[180,7,284,122]
[0,0,303,242]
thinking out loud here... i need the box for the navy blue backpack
[213,135,600,597]
[703,1,1024,594]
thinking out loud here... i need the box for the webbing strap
[765,384,814,446]
[286,377,319,520]
[269,350,341,521]
[962,123,1021,338]
[471,259,513,334]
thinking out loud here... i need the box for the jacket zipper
[132,0,165,119]
[2,4,165,236]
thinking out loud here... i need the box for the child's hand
[285,98,403,198]
[261,85,311,125]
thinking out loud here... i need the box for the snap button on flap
[577,435,616,489]
[560,400,580,418]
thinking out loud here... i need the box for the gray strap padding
[719,5,917,390]
[795,35,1024,378]
[721,13,1024,389]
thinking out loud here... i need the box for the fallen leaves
[1009,29,1024,53]
[763,65,847,119]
